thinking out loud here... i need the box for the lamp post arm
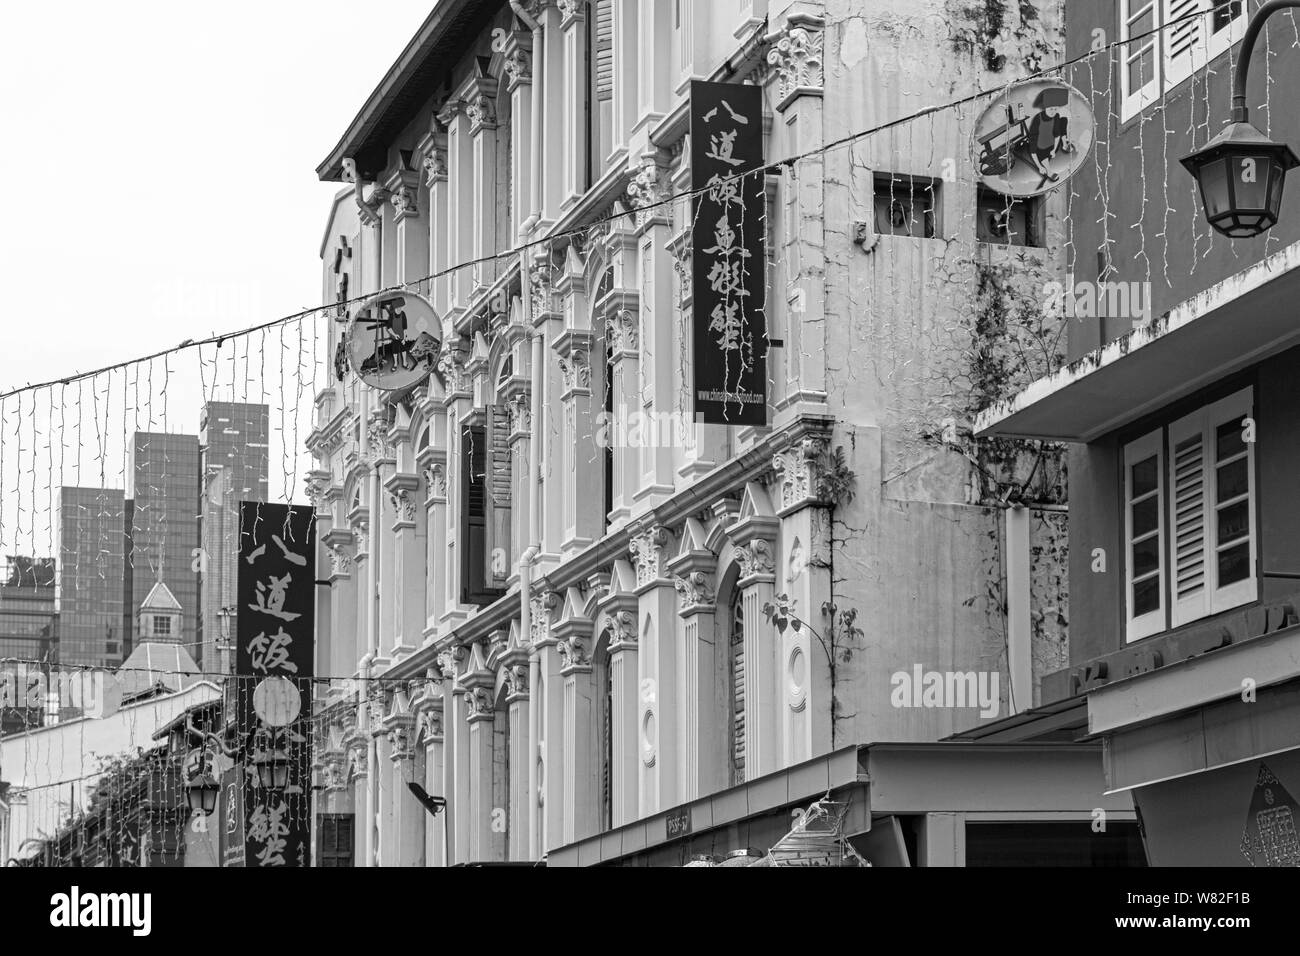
[1233,1,1300,122]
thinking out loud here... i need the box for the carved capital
[736,538,776,583]
[503,48,532,88]
[605,309,639,354]
[557,633,591,673]
[772,436,828,512]
[463,685,495,722]
[327,543,353,578]
[465,93,497,133]
[673,571,717,614]
[558,349,591,394]
[629,526,672,588]
[766,16,826,110]
[424,462,448,501]
[390,184,421,221]
[602,608,638,651]
[422,147,448,186]
[626,161,669,226]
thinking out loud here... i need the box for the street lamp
[253,748,290,793]
[1183,1,1300,237]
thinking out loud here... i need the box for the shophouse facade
[306,0,1131,867]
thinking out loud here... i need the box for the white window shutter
[1125,429,1167,642]
[1120,0,1162,121]
[1168,409,1209,627]
[1206,388,1257,613]
[1206,0,1247,63]
[1163,0,1210,91]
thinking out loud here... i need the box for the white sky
[0,1,433,558]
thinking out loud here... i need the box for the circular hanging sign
[253,675,302,728]
[972,80,1094,197]
[346,290,443,390]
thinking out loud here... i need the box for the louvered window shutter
[730,598,746,784]
[1168,410,1209,627]
[489,404,512,508]
[1163,0,1210,91]
[595,0,614,102]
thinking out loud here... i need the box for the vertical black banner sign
[236,502,315,867]
[691,80,767,426]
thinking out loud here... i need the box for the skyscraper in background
[199,402,269,671]
[0,556,57,735]
[56,487,127,667]
[129,433,201,662]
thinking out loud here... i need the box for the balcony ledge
[974,237,1300,442]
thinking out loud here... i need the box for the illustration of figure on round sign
[345,290,442,392]
[973,80,1093,198]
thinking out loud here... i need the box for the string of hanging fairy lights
[2,5,1289,865]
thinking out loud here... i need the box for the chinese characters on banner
[234,502,315,867]
[690,80,767,426]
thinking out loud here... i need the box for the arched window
[728,587,746,787]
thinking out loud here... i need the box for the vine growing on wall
[762,593,865,750]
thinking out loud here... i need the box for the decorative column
[371,410,398,666]
[597,562,639,827]
[461,642,496,862]
[465,66,498,291]
[634,0,672,142]
[537,0,565,229]
[439,97,474,313]
[521,260,560,571]
[673,0,711,95]
[437,342,472,630]
[411,673,446,866]
[627,154,676,505]
[418,124,451,314]
[526,589,556,859]
[629,523,678,815]
[502,30,533,242]
[420,451,448,640]
[343,715,368,866]
[347,482,371,670]
[369,690,392,867]
[669,517,724,801]
[323,524,355,681]
[531,589,566,853]
[385,168,426,286]
[767,14,830,424]
[437,646,467,865]
[554,591,596,845]
[385,470,424,662]
[502,636,531,860]
[555,248,598,558]
[382,689,422,867]
[610,0,637,166]
[559,0,587,210]
[729,489,781,780]
[773,436,833,763]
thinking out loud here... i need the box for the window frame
[1120,0,1246,123]
[1125,427,1168,642]
[1122,385,1257,643]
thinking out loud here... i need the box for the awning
[1089,625,1300,793]
[975,237,1300,442]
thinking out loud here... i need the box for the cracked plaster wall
[808,0,1069,739]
